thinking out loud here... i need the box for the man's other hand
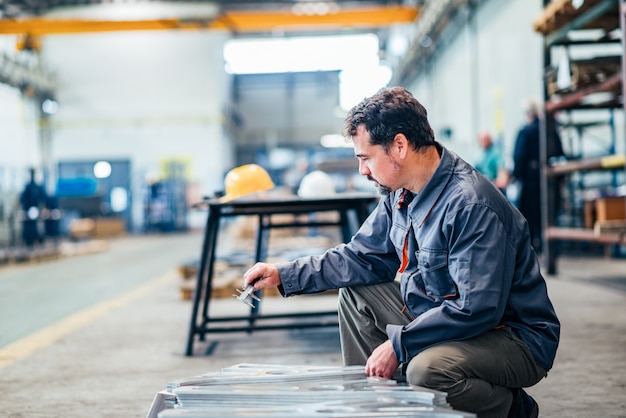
[365,340,400,379]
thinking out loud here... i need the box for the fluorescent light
[94,161,112,178]
[321,134,353,148]
[110,187,128,212]
[223,34,380,74]
[339,63,392,110]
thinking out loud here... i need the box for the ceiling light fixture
[291,2,340,16]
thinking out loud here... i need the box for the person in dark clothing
[19,168,47,247]
[512,101,564,254]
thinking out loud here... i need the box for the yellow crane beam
[0,5,418,36]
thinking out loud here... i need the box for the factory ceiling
[0,0,478,94]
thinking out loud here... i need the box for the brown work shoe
[507,388,539,418]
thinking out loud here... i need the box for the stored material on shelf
[601,154,626,168]
[584,196,626,228]
[547,55,622,96]
[594,219,626,234]
[533,0,620,37]
[595,196,626,222]
[545,72,622,112]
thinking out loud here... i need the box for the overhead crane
[0,5,419,35]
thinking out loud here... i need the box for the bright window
[224,33,392,110]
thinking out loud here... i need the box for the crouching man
[244,87,559,418]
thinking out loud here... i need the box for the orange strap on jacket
[398,231,410,273]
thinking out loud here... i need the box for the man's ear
[393,134,409,159]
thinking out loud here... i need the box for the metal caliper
[233,282,261,308]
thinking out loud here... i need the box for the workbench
[185,193,379,356]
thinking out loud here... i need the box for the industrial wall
[40,30,234,231]
[0,83,41,185]
[0,58,42,244]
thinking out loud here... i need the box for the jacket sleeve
[277,198,400,296]
[387,203,515,363]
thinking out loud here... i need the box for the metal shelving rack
[534,0,626,274]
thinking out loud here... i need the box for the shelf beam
[547,154,625,176]
[547,226,626,245]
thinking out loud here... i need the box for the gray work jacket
[277,146,560,371]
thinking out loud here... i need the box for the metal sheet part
[149,363,476,418]
[158,398,477,418]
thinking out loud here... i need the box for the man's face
[352,125,399,195]
[478,132,491,150]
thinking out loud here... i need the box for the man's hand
[365,340,400,379]
[243,262,281,290]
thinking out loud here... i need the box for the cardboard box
[595,197,626,222]
[94,217,126,238]
[584,200,596,229]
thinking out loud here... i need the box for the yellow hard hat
[221,164,275,202]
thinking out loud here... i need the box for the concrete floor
[0,231,625,417]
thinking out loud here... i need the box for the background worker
[512,100,565,254]
[244,87,560,418]
[475,130,509,193]
[19,167,47,247]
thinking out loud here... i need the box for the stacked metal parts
[147,363,476,418]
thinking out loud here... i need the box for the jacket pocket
[418,248,458,300]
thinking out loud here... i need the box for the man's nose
[358,160,370,176]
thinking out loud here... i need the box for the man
[19,167,47,247]
[512,100,564,253]
[475,130,509,193]
[244,87,560,417]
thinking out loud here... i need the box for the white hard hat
[297,170,336,198]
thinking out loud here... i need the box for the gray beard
[377,184,392,195]
[367,175,392,195]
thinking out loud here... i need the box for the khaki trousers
[337,282,547,418]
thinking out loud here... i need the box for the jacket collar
[393,144,455,228]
